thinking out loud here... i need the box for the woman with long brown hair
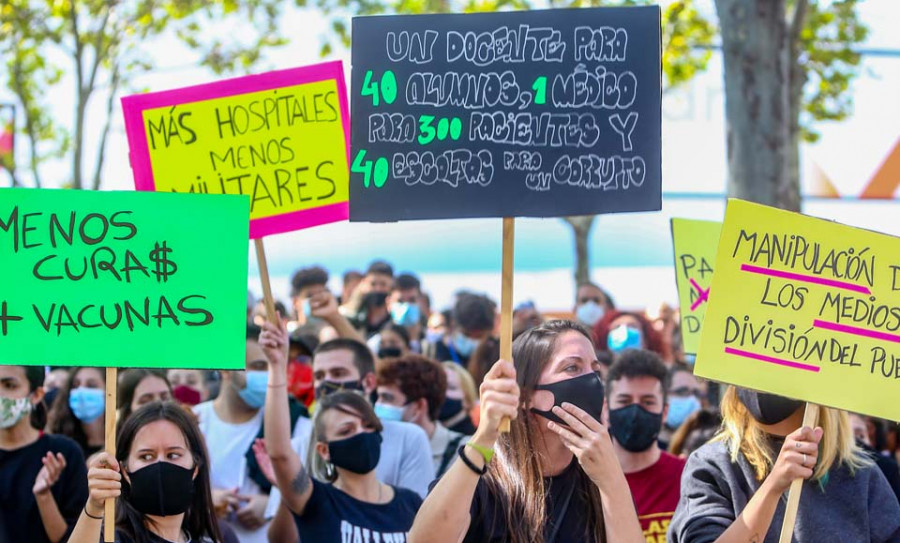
[410,320,643,543]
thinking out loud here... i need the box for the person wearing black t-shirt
[1,365,88,543]
[69,402,222,543]
[411,320,644,543]
[258,321,422,543]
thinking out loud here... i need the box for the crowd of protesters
[2,259,899,543]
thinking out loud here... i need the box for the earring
[325,462,335,479]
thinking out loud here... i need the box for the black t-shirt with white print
[293,479,422,543]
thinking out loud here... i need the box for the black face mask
[530,372,605,426]
[737,389,803,425]
[438,398,464,421]
[124,461,195,517]
[608,404,663,453]
[316,380,364,400]
[377,347,403,359]
[328,431,382,474]
[364,292,389,308]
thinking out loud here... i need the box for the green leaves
[0,0,292,188]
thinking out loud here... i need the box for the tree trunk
[784,1,809,212]
[715,0,792,208]
[562,215,596,289]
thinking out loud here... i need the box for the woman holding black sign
[668,388,900,542]
[0,365,88,543]
[409,320,644,543]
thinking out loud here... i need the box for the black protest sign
[349,6,661,222]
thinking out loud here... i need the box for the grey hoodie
[668,439,900,543]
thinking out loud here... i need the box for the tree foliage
[0,0,289,189]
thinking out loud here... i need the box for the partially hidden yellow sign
[695,199,900,421]
[671,219,722,355]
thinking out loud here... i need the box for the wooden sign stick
[253,238,280,326]
[498,217,515,433]
[104,367,118,542]
[778,402,820,543]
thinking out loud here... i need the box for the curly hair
[592,309,664,356]
[376,355,447,421]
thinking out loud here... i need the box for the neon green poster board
[671,218,722,355]
[0,188,249,369]
[695,199,900,421]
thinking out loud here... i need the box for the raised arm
[408,360,520,543]
[259,321,314,515]
[309,290,366,343]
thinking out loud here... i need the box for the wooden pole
[104,367,118,542]
[253,238,280,325]
[498,217,515,433]
[778,402,820,543]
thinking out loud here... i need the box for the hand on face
[768,425,824,494]
[545,403,620,492]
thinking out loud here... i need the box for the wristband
[84,505,103,520]
[457,445,488,476]
[466,442,494,464]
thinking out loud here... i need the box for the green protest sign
[0,188,249,369]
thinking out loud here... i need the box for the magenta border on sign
[121,61,351,239]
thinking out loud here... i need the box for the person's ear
[316,442,330,463]
[362,373,378,396]
[413,398,428,421]
[30,386,45,406]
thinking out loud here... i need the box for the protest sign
[671,218,722,354]
[121,62,350,239]
[695,199,900,422]
[0,188,249,370]
[350,6,661,221]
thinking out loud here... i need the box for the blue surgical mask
[69,387,105,423]
[452,332,480,358]
[607,325,642,352]
[390,302,421,327]
[576,301,605,327]
[238,371,268,409]
[374,402,405,422]
[666,395,701,429]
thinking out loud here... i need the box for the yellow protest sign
[671,219,722,355]
[122,62,350,238]
[695,199,900,421]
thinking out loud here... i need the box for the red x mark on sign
[689,278,710,312]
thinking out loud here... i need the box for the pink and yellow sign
[122,62,350,238]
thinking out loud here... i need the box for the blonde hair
[441,361,478,409]
[714,386,870,481]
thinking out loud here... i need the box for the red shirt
[624,451,687,542]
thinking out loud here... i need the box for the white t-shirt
[264,418,434,518]
[193,401,268,543]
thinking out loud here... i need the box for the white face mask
[576,301,606,327]
[0,397,33,429]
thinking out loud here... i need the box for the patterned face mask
[0,396,33,429]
